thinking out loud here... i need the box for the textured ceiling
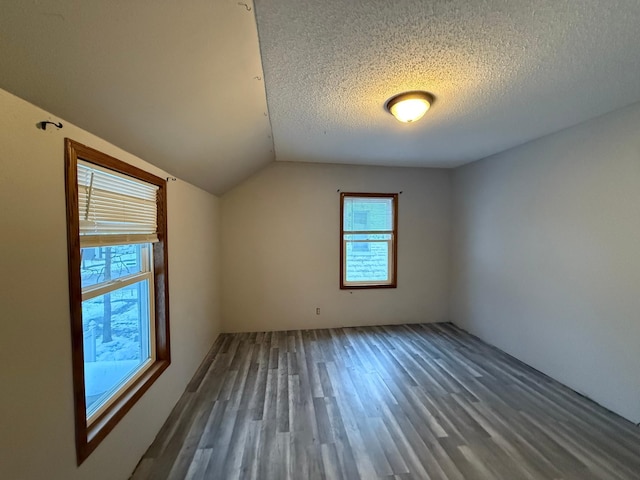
[0,0,273,195]
[2,1,640,195]
[255,0,640,167]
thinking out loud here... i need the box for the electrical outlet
[316,307,320,315]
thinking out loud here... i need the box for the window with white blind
[340,193,398,289]
[77,159,159,244]
[65,139,170,464]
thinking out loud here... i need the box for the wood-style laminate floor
[131,323,640,480]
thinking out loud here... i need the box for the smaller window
[340,193,398,289]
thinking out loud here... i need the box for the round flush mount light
[385,91,435,123]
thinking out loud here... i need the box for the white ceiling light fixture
[385,91,435,123]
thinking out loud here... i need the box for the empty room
[1,1,640,479]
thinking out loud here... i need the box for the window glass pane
[82,279,151,418]
[81,244,145,288]
[343,197,393,232]
[345,241,390,282]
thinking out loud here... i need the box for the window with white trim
[65,139,170,464]
[340,193,398,289]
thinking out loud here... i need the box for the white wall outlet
[316,307,320,315]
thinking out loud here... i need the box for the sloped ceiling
[2,1,640,195]
[0,0,273,195]
[255,0,640,167]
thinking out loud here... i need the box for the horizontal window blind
[77,160,158,246]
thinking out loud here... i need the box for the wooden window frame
[340,192,398,289]
[64,139,171,464]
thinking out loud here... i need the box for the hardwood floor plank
[371,416,410,475]
[200,400,236,478]
[132,323,640,480]
[321,442,344,480]
[277,348,290,433]
[314,396,334,445]
[325,396,361,480]
[183,447,211,480]
[166,402,213,480]
[238,421,260,480]
[378,403,437,480]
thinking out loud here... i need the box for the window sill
[340,283,397,289]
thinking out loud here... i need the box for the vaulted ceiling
[2,1,640,195]
[0,0,272,194]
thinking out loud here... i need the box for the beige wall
[0,88,222,480]
[221,162,452,332]
[451,101,640,423]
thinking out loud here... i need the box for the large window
[340,192,398,288]
[65,139,170,464]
